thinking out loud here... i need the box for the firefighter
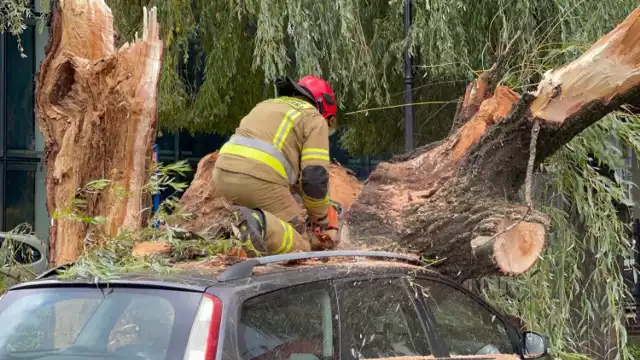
[212,75,340,255]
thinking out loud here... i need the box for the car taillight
[183,293,223,360]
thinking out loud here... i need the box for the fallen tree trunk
[178,7,640,279]
[36,0,163,266]
[347,7,640,279]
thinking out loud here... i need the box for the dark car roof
[9,251,442,292]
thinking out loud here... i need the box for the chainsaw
[307,200,346,250]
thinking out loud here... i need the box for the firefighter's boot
[230,205,268,256]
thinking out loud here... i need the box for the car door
[409,277,522,359]
[334,276,441,359]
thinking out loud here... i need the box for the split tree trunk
[36,0,163,266]
[179,7,640,280]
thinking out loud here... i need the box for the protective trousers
[212,167,311,254]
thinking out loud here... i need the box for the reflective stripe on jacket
[216,96,331,188]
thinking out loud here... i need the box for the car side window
[337,277,432,359]
[238,281,337,360]
[413,279,515,356]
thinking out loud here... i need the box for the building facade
[0,15,50,242]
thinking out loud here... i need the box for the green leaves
[6,0,640,154]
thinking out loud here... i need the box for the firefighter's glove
[308,206,339,250]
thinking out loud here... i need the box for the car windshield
[0,286,203,360]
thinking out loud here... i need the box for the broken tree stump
[36,0,163,266]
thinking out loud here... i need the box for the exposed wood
[132,241,171,257]
[36,0,163,266]
[177,152,232,236]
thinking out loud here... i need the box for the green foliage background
[3,0,640,358]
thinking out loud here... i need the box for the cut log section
[36,0,163,266]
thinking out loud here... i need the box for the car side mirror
[521,331,550,359]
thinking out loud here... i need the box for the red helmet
[297,75,337,120]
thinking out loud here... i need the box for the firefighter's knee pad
[301,165,329,199]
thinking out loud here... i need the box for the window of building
[0,236,41,265]
[6,27,36,154]
[1,25,39,232]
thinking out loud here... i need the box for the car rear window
[0,286,203,360]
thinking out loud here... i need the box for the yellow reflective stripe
[273,221,288,254]
[273,110,302,151]
[251,212,263,227]
[301,148,330,162]
[285,224,293,253]
[302,148,329,156]
[302,148,328,154]
[274,221,294,254]
[301,154,330,162]
[268,97,315,109]
[219,143,288,181]
[302,194,329,207]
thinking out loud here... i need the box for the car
[0,250,550,360]
[0,232,48,276]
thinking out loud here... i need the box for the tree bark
[36,0,163,266]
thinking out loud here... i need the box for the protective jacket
[216,96,331,222]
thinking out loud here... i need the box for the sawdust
[173,260,224,269]
[168,251,424,277]
[328,163,362,210]
[172,252,246,270]
[177,152,232,234]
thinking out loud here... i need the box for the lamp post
[403,0,415,152]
